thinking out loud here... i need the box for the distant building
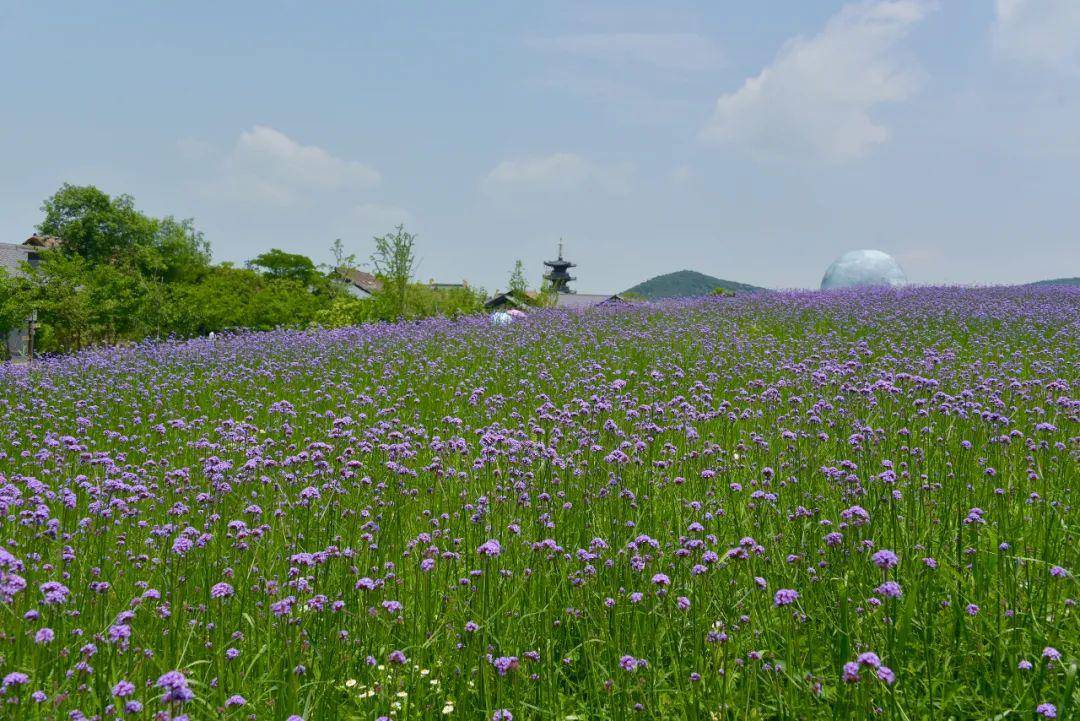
[427,279,470,292]
[543,242,577,293]
[1,235,57,360]
[553,292,626,309]
[336,267,383,299]
[486,242,626,312]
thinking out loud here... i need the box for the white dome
[821,249,906,290]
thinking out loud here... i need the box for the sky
[1,0,1078,292]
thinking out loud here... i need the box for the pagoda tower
[543,240,576,294]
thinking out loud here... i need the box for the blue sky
[1,1,1077,291]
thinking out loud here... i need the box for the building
[486,242,627,312]
[427,279,470,292]
[1,235,57,360]
[553,292,625,309]
[336,267,383,299]
[543,241,576,293]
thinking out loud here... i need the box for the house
[336,267,383,299]
[483,290,539,311]
[1,235,57,360]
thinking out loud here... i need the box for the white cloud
[210,125,380,205]
[994,0,1080,71]
[701,1,932,162]
[532,33,722,71]
[481,153,633,196]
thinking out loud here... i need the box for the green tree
[38,184,156,264]
[249,249,319,285]
[329,238,357,270]
[141,216,211,283]
[26,252,94,352]
[370,225,417,319]
[0,269,32,359]
[508,259,528,295]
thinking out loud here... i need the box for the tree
[329,238,357,270]
[38,184,157,264]
[163,266,326,336]
[508,260,528,295]
[249,249,319,285]
[25,252,95,352]
[141,216,211,283]
[370,225,417,319]
[0,269,32,359]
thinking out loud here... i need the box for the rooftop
[553,293,625,310]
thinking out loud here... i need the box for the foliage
[329,238,358,271]
[248,248,320,285]
[10,184,490,356]
[162,266,325,336]
[508,259,528,295]
[0,268,32,359]
[370,224,417,319]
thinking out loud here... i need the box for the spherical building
[820,250,906,290]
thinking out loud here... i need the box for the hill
[624,270,765,299]
[1029,277,1080,287]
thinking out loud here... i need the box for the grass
[0,286,1077,720]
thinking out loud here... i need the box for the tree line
[0,184,496,357]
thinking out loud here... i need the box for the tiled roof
[553,293,625,309]
[337,267,383,294]
[0,243,32,275]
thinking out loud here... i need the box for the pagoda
[543,240,577,294]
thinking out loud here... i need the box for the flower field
[1,286,1078,720]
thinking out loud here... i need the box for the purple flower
[875,581,903,598]
[1043,647,1062,661]
[876,666,895,684]
[871,550,899,569]
[2,672,29,691]
[965,604,979,616]
[1037,703,1057,719]
[856,652,881,669]
[40,581,71,605]
[34,627,54,645]
[651,573,670,586]
[225,694,246,707]
[156,670,194,704]
[477,539,502,557]
[210,582,234,598]
[492,711,513,721]
[112,680,135,697]
[842,662,860,683]
[388,650,407,665]
[492,656,519,676]
[774,589,799,606]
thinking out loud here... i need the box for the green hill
[625,270,765,299]
[1029,277,1080,287]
